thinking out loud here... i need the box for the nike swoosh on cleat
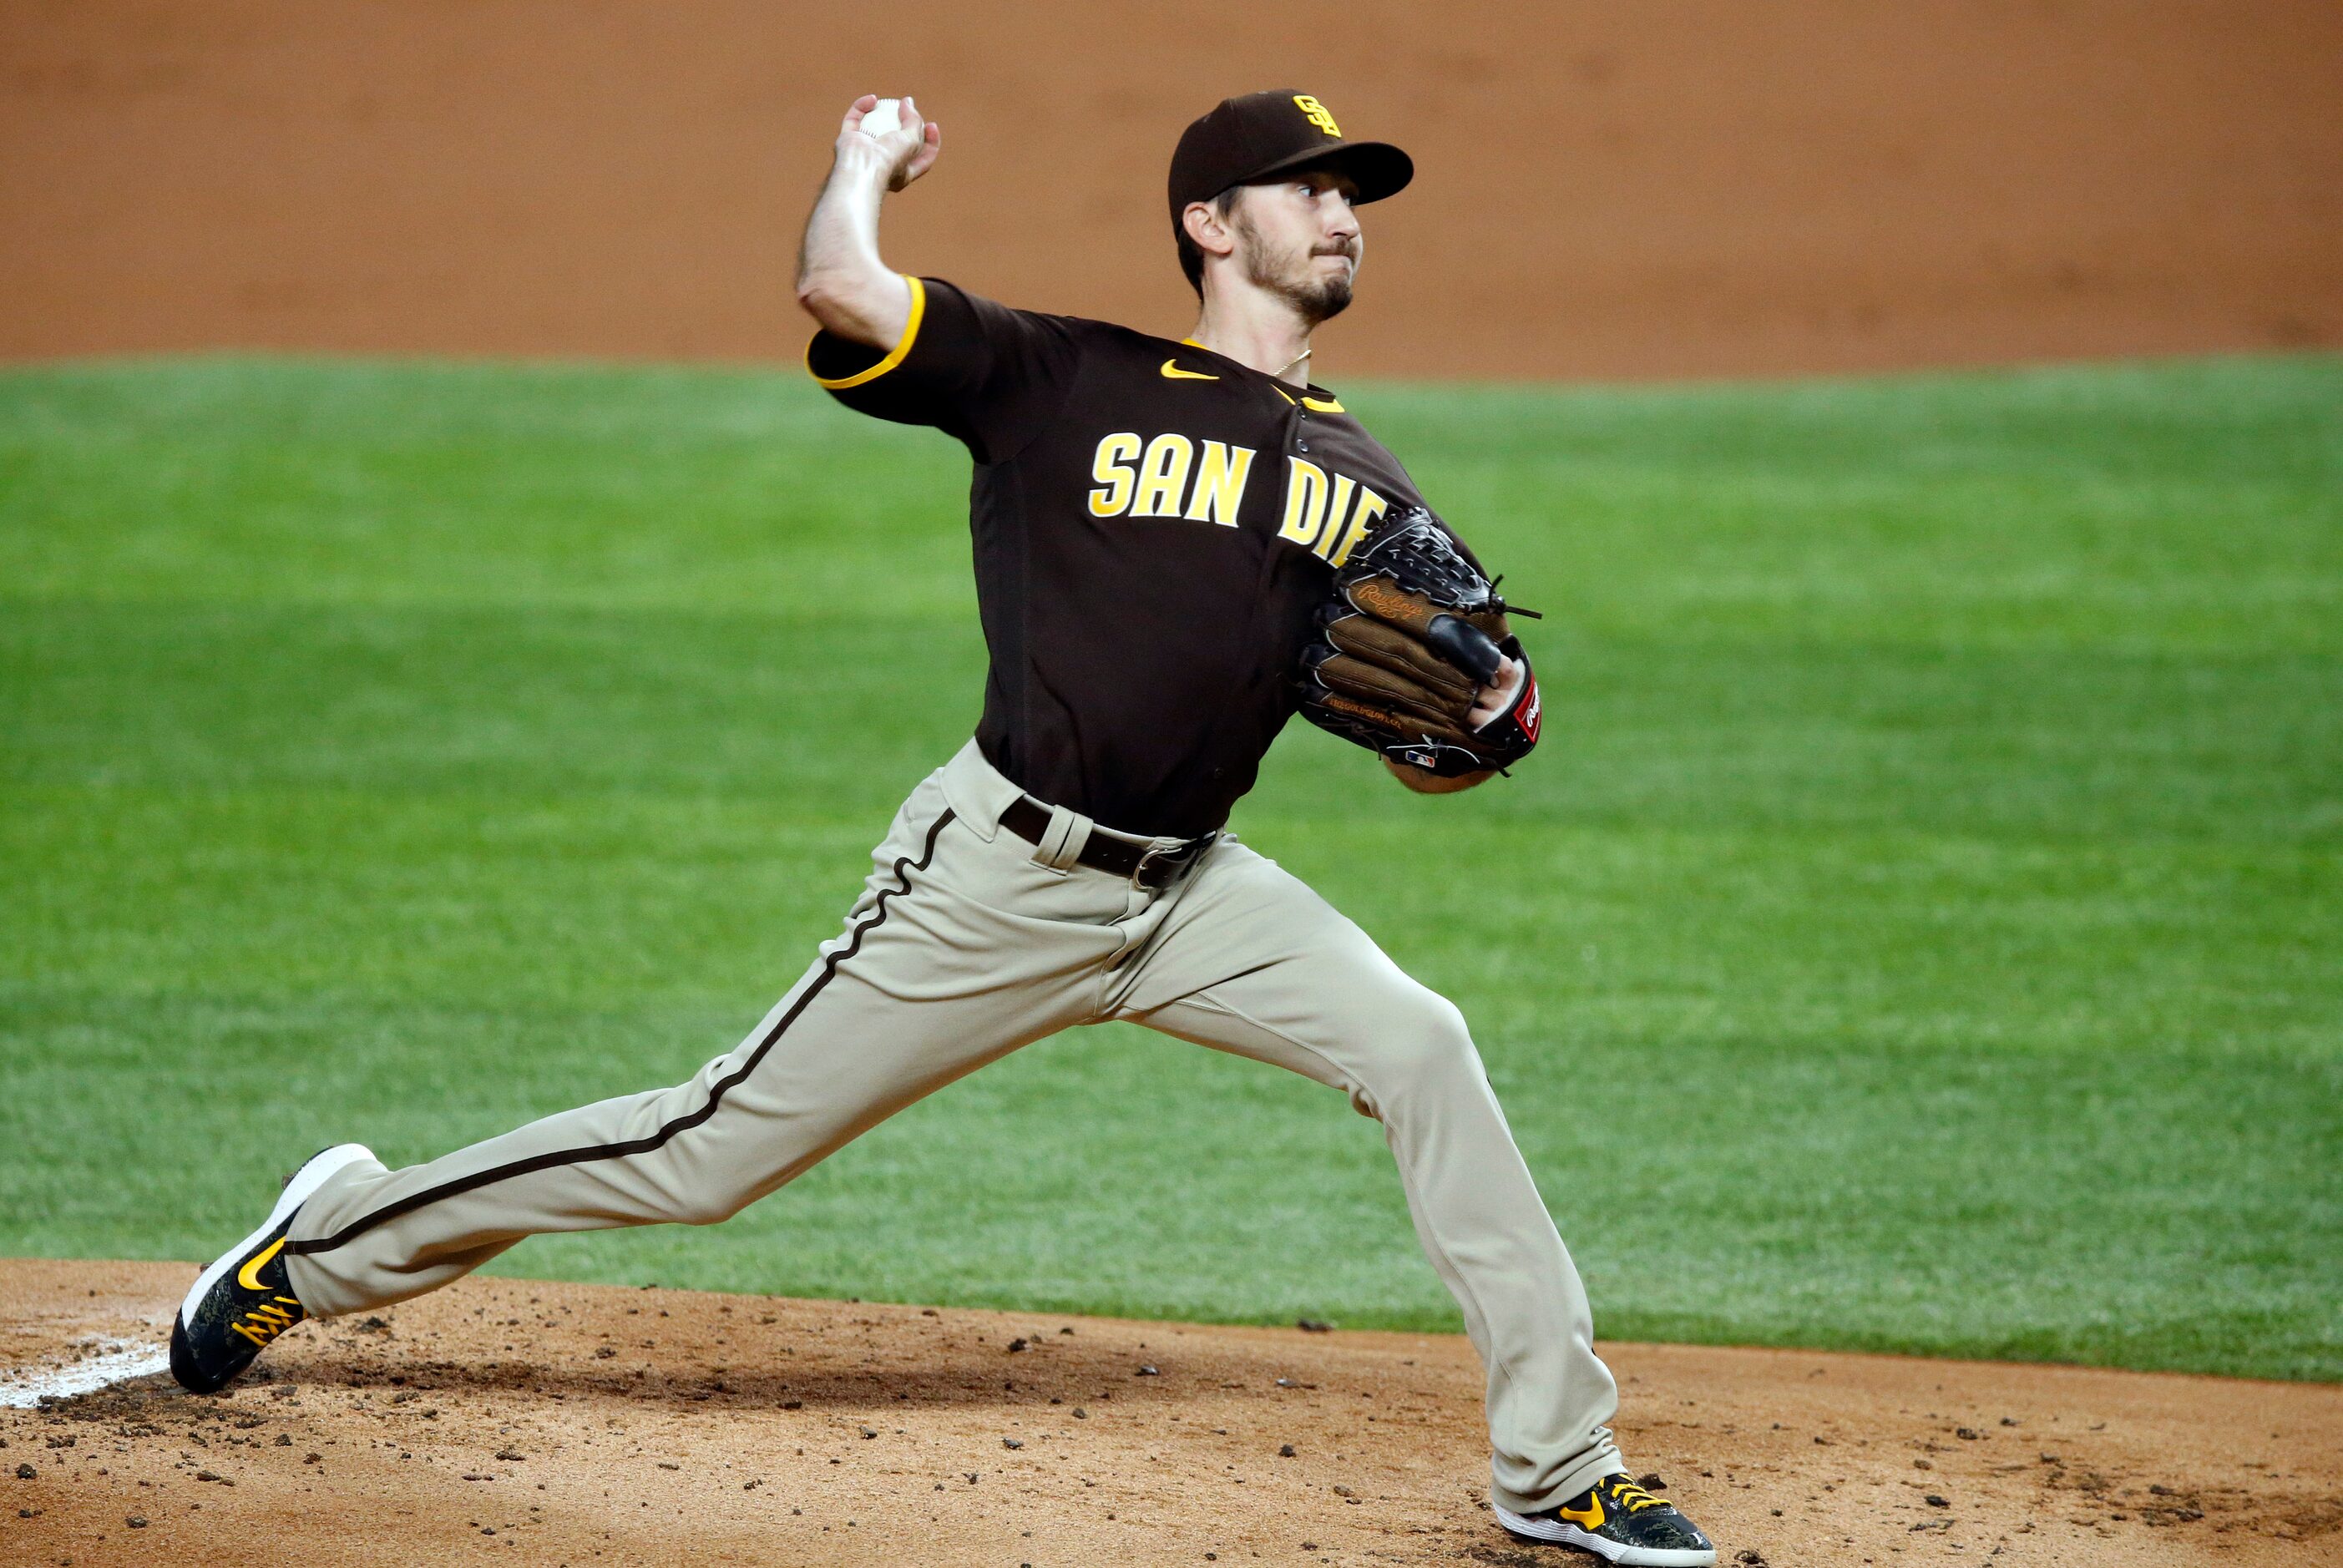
[1160,359,1218,381]
[235,1236,287,1292]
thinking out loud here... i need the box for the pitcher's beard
[1246,264,1353,327]
[1285,273,1354,325]
[1238,225,1357,326]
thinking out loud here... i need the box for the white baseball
[859,98,904,140]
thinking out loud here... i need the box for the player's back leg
[175,758,1133,1387]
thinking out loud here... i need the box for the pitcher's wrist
[829,136,894,188]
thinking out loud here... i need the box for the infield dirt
[3,1260,2336,1567]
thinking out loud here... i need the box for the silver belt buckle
[1132,831,1214,888]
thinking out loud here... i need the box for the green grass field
[3,355,2337,1382]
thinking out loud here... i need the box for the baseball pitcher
[171,89,1717,1565]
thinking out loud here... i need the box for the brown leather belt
[999,796,1216,889]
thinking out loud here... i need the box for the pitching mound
[3,1260,2336,1566]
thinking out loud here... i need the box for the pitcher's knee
[650,1171,766,1227]
[668,1192,748,1227]
[1363,986,1484,1095]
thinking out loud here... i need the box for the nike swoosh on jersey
[1160,359,1219,381]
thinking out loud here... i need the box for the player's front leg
[1114,839,1717,1565]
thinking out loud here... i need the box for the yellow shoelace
[1602,1476,1671,1514]
[230,1295,301,1348]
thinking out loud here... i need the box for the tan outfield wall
[2,1,2338,380]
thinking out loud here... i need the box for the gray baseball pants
[282,740,1623,1512]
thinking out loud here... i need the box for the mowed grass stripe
[0,355,2336,1380]
[8,604,2335,839]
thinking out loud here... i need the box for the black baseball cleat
[1495,1472,1718,1566]
[170,1143,374,1393]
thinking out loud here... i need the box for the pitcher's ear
[1182,200,1236,260]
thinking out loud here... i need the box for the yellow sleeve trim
[806,276,928,391]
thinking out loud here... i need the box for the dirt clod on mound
[3,1258,2338,1566]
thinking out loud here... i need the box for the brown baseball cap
[1167,90,1414,241]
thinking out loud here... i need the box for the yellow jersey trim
[1179,338,1336,407]
[806,276,928,390]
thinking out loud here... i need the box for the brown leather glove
[1297,507,1542,777]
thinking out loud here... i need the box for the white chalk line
[0,1335,172,1408]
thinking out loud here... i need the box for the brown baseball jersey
[807,276,1465,838]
